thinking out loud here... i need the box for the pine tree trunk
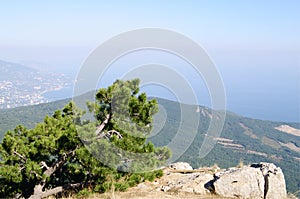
[29,183,82,199]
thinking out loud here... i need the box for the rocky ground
[94,191,230,199]
[90,162,291,199]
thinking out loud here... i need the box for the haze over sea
[0,1,299,122]
[39,47,300,123]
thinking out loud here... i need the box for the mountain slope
[0,60,37,80]
[0,96,299,194]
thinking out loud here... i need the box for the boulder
[175,172,213,194]
[213,166,264,198]
[207,162,287,199]
[159,170,214,195]
[191,173,214,194]
[169,162,193,170]
[254,162,287,199]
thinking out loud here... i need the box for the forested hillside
[0,94,299,194]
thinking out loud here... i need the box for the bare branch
[29,182,83,199]
[95,113,111,135]
[13,150,26,162]
[40,161,50,170]
[98,129,123,140]
[42,182,82,198]
[44,145,79,177]
[106,130,123,139]
[30,170,42,179]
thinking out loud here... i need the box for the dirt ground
[88,190,231,199]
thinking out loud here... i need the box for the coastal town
[0,61,72,109]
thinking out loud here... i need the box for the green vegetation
[0,79,169,198]
[0,98,67,141]
[0,83,299,196]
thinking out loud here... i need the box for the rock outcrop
[160,172,214,194]
[255,162,287,199]
[136,162,287,199]
[211,166,265,198]
[206,162,287,199]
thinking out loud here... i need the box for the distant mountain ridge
[0,94,299,195]
[0,59,36,80]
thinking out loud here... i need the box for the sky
[0,1,299,122]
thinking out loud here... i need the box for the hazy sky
[0,1,299,121]
[0,1,299,46]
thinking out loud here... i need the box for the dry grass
[261,136,281,149]
[275,125,300,137]
[279,141,300,153]
[75,191,234,199]
[236,160,244,168]
[47,191,235,199]
[239,123,258,139]
[246,150,268,157]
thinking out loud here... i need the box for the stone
[135,162,287,199]
[208,162,287,199]
[136,183,147,190]
[254,162,287,199]
[182,187,194,193]
[193,173,214,194]
[213,166,264,199]
[161,185,171,192]
[169,162,193,170]
[152,180,159,185]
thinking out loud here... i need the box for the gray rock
[152,162,287,198]
[208,162,287,199]
[161,185,171,192]
[213,166,264,198]
[169,162,193,170]
[136,183,147,190]
[192,173,214,194]
[256,162,287,199]
[160,171,214,195]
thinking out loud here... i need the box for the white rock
[213,166,264,199]
[211,163,287,199]
[136,183,147,190]
[161,185,171,192]
[169,162,193,170]
[193,173,214,194]
[257,162,287,199]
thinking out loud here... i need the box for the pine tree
[84,79,171,172]
[0,79,171,198]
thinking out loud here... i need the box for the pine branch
[98,129,123,140]
[106,130,123,139]
[95,113,111,135]
[40,161,50,170]
[13,150,26,162]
